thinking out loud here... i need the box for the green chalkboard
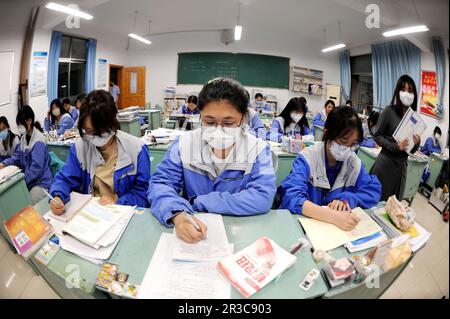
[177,52,290,89]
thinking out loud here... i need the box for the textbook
[217,237,297,298]
[0,165,21,184]
[393,107,427,154]
[48,192,92,223]
[4,206,53,259]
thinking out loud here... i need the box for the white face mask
[435,134,441,143]
[202,125,241,150]
[290,113,303,123]
[329,141,354,162]
[17,125,27,136]
[84,131,115,148]
[52,108,61,117]
[399,91,415,107]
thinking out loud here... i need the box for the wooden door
[120,66,146,109]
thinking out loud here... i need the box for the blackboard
[177,52,290,89]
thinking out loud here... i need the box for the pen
[183,212,201,232]
[289,242,303,255]
[343,200,352,212]
[43,189,57,203]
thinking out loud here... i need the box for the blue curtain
[85,38,97,93]
[47,31,62,102]
[432,36,445,119]
[339,50,351,103]
[372,39,421,109]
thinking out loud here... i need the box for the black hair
[345,99,353,106]
[434,126,442,136]
[198,78,249,114]
[255,93,264,100]
[187,95,198,105]
[78,90,120,137]
[49,99,67,125]
[390,74,418,116]
[279,97,309,135]
[325,99,336,109]
[16,105,43,133]
[299,97,307,104]
[63,98,71,105]
[0,116,17,149]
[323,106,363,144]
[368,110,380,129]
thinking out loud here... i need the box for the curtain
[432,36,445,119]
[372,39,421,109]
[85,38,97,93]
[339,49,351,103]
[47,31,62,102]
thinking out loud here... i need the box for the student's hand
[413,134,421,145]
[328,200,349,212]
[0,163,5,169]
[98,196,116,205]
[172,213,207,243]
[50,196,65,215]
[398,139,409,151]
[331,210,361,231]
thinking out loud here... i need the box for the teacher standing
[370,75,421,201]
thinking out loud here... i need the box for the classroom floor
[0,193,448,299]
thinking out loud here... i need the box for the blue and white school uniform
[279,142,381,214]
[147,128,277,227]
[360,122,376,148]
[1,128,52,204]
[312,111,327,127]
[176,104,200,115]
[49,130,151,207]
[266,116,311,142]
[243,108,266,139]
[420,137,441,156]
[253,101,272,112]
[0,133,19,162]
[44,113,75,135]
[69,106,79,123]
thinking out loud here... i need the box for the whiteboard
[0,51,14,106]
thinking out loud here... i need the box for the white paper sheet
[138,233,231,299]
[48,192,92,223]
[173,213,231,261]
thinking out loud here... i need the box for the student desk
[0,173,32,245]
[163,119,201,130]
[270,145,298,187]
[29,199,328,299]
[314,125,324,142]
[118,117,142,137]
[138,110,161,130]
[148,144,170,174]
[357,147,428,203]
[47,142,74,162]
[425,153,446,189]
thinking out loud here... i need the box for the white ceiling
[3,0,449,51]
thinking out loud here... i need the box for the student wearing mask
[0,116,20,162]
[313,99,335,128]
[267,97,310,142]
[110,80,120,107]
[370,75,421,201]
[253,93,271,112]
[44,99,75,135]
[420,126,442,156]
[0,106,52,204]
[243,90,266,139]
[63,98,79,123]
[176,95,200,115]
[360,111,380,148]
[148,78,276,243]
[48,90,151,216]
[279,106,381,231]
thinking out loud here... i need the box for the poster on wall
[30,51,48,97]
[420,70,439,119]
[97,58,108,89]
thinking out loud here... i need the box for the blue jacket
[312,111,326,127]
[44,113,75,135]
[177,104,200,115]
[148,129,277,227]
[279,142,381,214]
[267,116,311,142]
[420,137,441,156]
[2,128,52,190]
[69,106,79,123]
[50,130,151,207]
[0,133,20,163]
[244,108,266,139]
[253,101,272,112]
[360,137,376,148]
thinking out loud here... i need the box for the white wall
[126,30,341,115]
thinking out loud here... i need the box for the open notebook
[0,165,21,184]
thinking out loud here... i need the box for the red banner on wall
[420,70,439,119]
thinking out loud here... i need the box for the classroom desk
[138,110,161,130]
[30,199,328,299]
[163,118,201,130]
[0,173,32,245]
[270,145,298,187]
[425,153,446,190]
[357,147,428,203]
[47,142,74,162]
[314,125,324,142]
[119,117,142,137]
[148,144,170,174]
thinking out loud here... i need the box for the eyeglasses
[200,116,243,129]
[336,139,359,151]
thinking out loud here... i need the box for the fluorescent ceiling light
[383,25,429,37]
[321,43,346,53]
[45,2,93,20]
[128,33,151,45]
[234,25,242,41]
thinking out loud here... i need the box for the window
[57,35,87,101]
[350,54,375,113]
